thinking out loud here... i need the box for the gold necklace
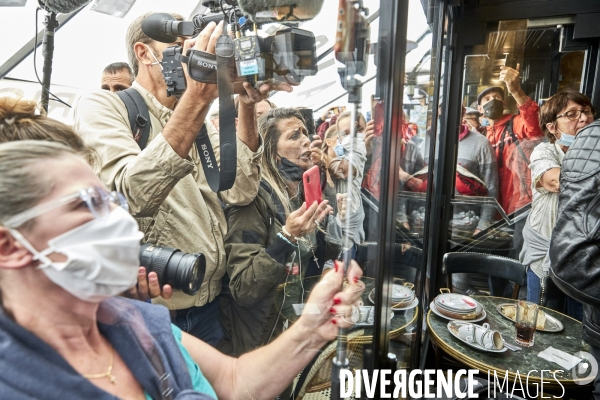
[82,347,117,384]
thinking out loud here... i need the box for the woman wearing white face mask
[519,88,595,319]
[0,139,364,398]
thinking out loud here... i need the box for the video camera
[141,1,318,97]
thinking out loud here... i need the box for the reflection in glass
[451,17,587,299]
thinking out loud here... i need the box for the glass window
[450,18,588,300]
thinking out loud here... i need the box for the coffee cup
[474,323,503,349]
[458,324,475,342]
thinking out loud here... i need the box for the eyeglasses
[3,186,128,228]
[556,108,596,121]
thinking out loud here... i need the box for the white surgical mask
[555,127,576,147]
[9,207,143,302]
[146,44,163,70]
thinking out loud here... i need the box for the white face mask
[9,207,143,302]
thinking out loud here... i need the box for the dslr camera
[139,244,206,295]
[141,0,318,97]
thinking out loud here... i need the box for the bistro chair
[442,252,527,299]
[293,329,365,399]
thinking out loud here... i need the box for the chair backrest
[442,252,527,298]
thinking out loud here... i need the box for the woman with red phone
[219,108,350,357]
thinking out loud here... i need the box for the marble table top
[427,295,590,387]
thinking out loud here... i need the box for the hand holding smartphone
[303,165,322,205]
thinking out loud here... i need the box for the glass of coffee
[515,300,539,347]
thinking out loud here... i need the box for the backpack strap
[116,88,151,150]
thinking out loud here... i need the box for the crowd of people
[1,7,600,399]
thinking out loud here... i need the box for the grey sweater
[419,129,499,231]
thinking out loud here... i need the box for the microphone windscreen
[237,0,324,22]
[38,0,92,14]
[142,13,179,43]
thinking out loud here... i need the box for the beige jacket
[74,81,262,309]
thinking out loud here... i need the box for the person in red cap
[477,66,544,216]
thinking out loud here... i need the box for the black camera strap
[195,33,237,192]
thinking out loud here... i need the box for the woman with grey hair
[0,139,363,399]
[219,107,349,356]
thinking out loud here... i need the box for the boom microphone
[142,12,227,44]
[38,0,92,14]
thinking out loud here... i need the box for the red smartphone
[303,165,322,205]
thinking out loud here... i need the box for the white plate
[392,297,419,311]
[436,301,484,317]
[434,293,478,313]
[370,284,415,303]
[447,321,507,353]
[430,301,487,323]
[368,291,418,310]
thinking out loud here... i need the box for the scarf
[277,158,327,203]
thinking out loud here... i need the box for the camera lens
[139,244,205,295]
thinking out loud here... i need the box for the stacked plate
[368,284,418,310]
[430,293,486,322]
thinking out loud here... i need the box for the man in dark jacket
[550,119,600,396]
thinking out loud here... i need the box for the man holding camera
[74,13,291,345]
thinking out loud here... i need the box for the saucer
[447,321,507,353]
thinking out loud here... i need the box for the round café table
[275,276,419,343]
[427,295,591,388]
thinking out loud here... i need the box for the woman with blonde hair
[219,108,351,356]
[0,98,364,398]
[0,96,95,165]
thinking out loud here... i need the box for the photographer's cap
[477,86,505,105]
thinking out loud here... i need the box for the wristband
[280,228,298,246]
[277,232,297,247]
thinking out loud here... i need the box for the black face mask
[277,157,305,182]
[277,157,327,203]
[482,99,504,120]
